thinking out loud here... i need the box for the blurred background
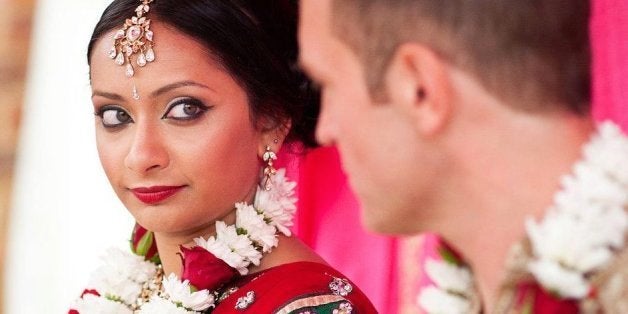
[0,0,33,311]
[1,0,134,312]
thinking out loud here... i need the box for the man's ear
[257,118,292,156]
[384,43,453,136]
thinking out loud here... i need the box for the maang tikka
[262,146,278,191]
[108,0,156,99]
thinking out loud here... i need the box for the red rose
[179,246,238,291]
[131,223,159,263]
[515,281,579,314]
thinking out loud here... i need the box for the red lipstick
[130,186,185,205]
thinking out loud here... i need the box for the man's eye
[163,98,209,120]
[96,106,133,128]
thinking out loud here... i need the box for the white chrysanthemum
[584,122,628,185]
[417,259,473,314]
[417,286,471,314]
[526,211,615,273]
[254,169,297,236]
[88,248,157,305]
[194,234,245,273]
[551,196,627,251]
[72,293,133,314]
[101,248,157,283]
[137,295,197,314]
[424,259,473,293]
[235,202,278,252]
[563,163,628,207]
[161,273,215,311]
[216,221,263,270]
[528,259,589,298]
[194,222,262,275]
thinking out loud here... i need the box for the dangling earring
[262,145,277,191]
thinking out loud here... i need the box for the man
[299,0,628,312]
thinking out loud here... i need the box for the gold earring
[262,145,277,191]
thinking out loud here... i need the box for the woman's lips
[130,186,185,205]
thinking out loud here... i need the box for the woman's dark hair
[88,0,319,147]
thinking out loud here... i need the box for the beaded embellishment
[333,302,353,314]
[329,278,353,297]
[108,0,156,78]
[235,291,256,310]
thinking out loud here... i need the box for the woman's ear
[258,118,292,156]
[384,43,453,136]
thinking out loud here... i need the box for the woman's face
[90,22,272,235]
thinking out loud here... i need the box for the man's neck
[437,111,595,309]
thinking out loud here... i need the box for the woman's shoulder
[213,261,378,313]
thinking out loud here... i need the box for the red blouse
[213,261,378,313]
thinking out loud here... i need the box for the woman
[70,0,376,313]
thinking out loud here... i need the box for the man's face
[299,0,431,234]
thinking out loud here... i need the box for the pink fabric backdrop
[289,1,628,312]
[591,0,628,129]
[286,147,398,313]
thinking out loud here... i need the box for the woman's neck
[155,182,259,276]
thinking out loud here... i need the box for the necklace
[417,121,628,313]
[71,169,297,313]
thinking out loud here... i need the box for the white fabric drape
[5,1,134,313]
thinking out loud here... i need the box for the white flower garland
[417,121,628,312]
[136,274,216,314]
[72,169,297,313]
[526,121,628,298]
[417,259,474,314]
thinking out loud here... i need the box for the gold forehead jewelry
[108,0,155,78]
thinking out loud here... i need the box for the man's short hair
[332,0,591,114]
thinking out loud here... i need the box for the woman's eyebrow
[150,80,213,98]
[91,90,124,100]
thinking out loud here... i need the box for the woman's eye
[97,107,133,128]
[163,98,209,120]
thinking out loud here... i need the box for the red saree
[213,261,377,313]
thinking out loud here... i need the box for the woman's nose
[124,123,169,174]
